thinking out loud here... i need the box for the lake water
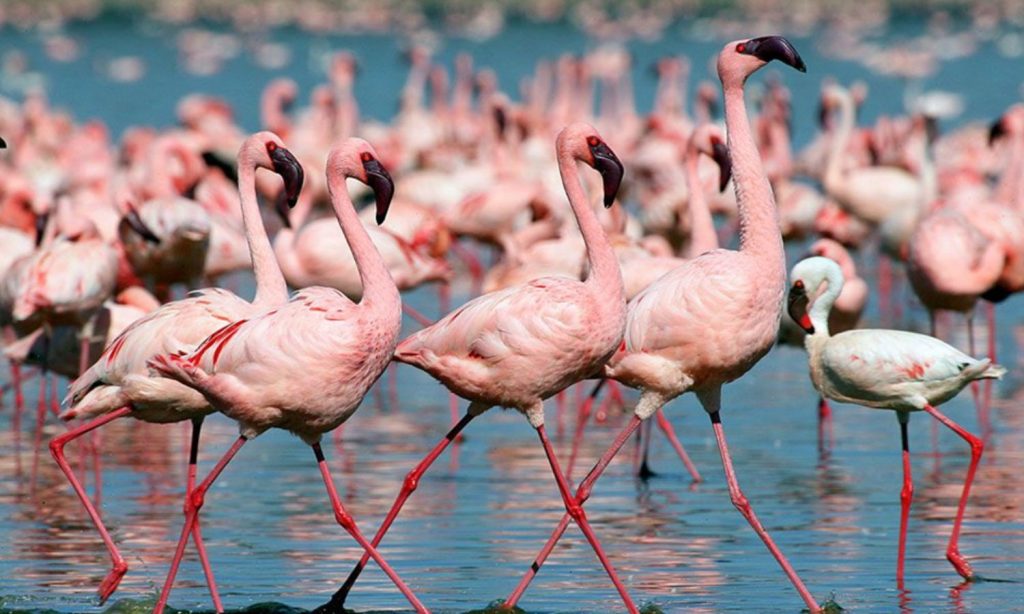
[2,14,1024,614]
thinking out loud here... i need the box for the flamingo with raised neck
[505,36,822,613]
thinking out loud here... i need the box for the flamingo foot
[148,353,204,385]
[947,549,975,581]
[637,460,657,479]
[97,560,128,604]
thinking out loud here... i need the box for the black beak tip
[376,211,387,225]
[988,118,1006,146]
[0,136,6,148]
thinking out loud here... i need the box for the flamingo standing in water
[504,37,821,613]
[148,139,426,613]
[49,132,303,607]
[321,122,635,613]
[788,256,1002,584]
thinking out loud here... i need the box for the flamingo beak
[739,36,807,72]
[363,158,394,225]
[787,281,814,334]
[0,136,6,148]
[270,146,305,208]
[124,207,161,244]
[202,151,238,183]
[34,211,48,247]
[711,140,732,192]
[589,140,624,208]
[989,117,1007,146]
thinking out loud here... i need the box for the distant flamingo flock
[2,33,1021,613]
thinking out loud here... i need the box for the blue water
[2,15,1024,614]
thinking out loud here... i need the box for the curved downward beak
[124,207,161,244]
[363,159,395,224]
[0,136,7,148]
[747,36,807,72]
[34,212,48,247]
[711,141,732,192]
[787,282,814,334]
[989,117,1007,146]
[202,151,238,183]
[270,146,305,209]
[589,141,624,208]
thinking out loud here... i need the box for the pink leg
[322,413,475,611]
[313,443,427,613]
[31,376,47,486]
[184,417,224,613]
[401,304,434,328]
[655,408,701,482]
[965,313,987,434]
[506,415,643,608]
[566,380,604,481]
[878,254,892,325]
[155,435,248,614]
[896,415,912,586]
[923,404,983,580]
[12,363,24,475]
[49,407,132,603]
[817,397,833,455]
[451,241,484,288]
[437,282,451,317]
[709,411,820,612]
[535,424,637,612]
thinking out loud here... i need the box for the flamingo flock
[0,28,1019,614]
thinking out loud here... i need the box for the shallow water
[2,15,1024,614]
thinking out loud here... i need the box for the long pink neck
[261,90,291,138]
[238,157,288,308]
[557,150,623,303]
[327,172,400,311]
[683,146,719,258]
[823,92,854,192]
[723,79,784,270]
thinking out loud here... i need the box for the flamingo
[48,132,303,607]
[780,239,868,452]
[504,37,821,613]
[320,122,635,613]
[147,138,426,613]
[788,256,1002,584]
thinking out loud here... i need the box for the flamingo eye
[736,43,746,53]
[266,141,278,153]
[360,152,374,162]
[794,280,805,289]
[586,136,600,147]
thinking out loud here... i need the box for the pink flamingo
[789,256,1002,584]
[321,122,634,613]
[147,138,426,613]
[505,37,821,613]
[568,123,731,481]
[49,132,303,607]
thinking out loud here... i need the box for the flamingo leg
[505,415,643,608]
[655,408,701,482]
[896,413,912,586]
[922,404,983,580]
[12,363,24,475]
[636,417,656,478]
[184,417,224,613]
[966,313,987,434]
[535,423,637,613]
[155,435,248,614]
[709,410,820,613]
[49,406,132,603]
[322,412,475,612]
[566,379,604,481]
[817,396,833,456]
[312,442,428,613]
[401,304,434,328]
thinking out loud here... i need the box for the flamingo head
[690,124,732,192]
[788,256,844,335]
[719,36,806,86]
[329,138,395,225]
[244,131,305,210]
[987,105,1023,146]
[558,122,624,208]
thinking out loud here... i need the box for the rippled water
[2,15,1024,614]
